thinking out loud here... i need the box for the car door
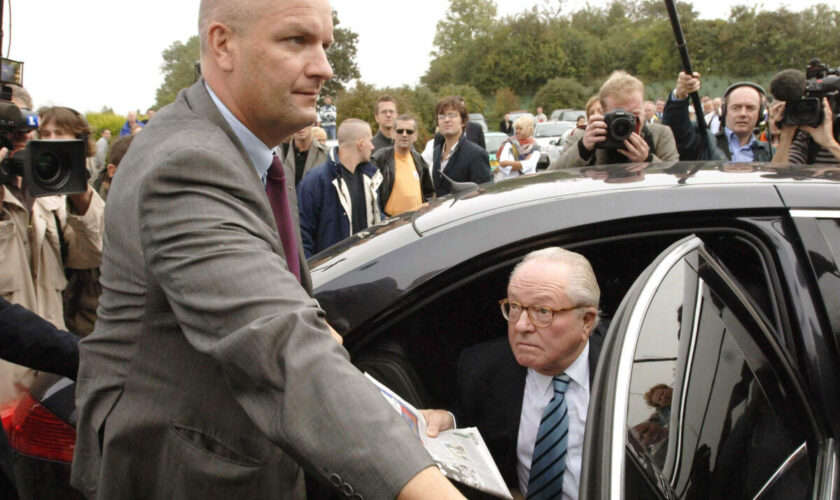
[581,235,836,499]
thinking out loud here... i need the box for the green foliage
[85,111,126,138]
[494,88,520,116]
[323,10,361,98]
[423,1,840,98]
[154,36,200,110]
[534,78,589,112]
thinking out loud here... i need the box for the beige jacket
[0,185,104,402]
[550,122,678,170]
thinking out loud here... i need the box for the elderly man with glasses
[421,247,604,500]
[372,114,435,217]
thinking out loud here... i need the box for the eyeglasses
[438,112,460,121]
[395,129,415,135]
[499,299,582,328]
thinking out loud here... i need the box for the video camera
[596,108,636,149]
[770,60,840,140]
[0,58,89,197]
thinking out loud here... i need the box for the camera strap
[53,212,68,264]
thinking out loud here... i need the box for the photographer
[0,101,104,404]
[549,71,678,169]
[772,98,840,165]
[662,72,772,162]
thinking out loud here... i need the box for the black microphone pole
[664,0,708,160]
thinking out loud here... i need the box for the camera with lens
[597,108,637,149]
[779,59,840,137]
[0,81,89,197]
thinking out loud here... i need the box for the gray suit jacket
[72,81,433,499]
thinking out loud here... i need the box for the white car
[534,121,576,168]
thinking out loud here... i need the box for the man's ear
[106,164,117,178]
[582,308,598,336]
[207,22,236,72]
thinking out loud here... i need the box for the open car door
[580,235,837,499]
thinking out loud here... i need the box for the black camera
[0,139,89,197]
[781,59,840,135]
[0,96,89,197]
[597,108,637,149]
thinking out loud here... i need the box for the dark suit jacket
[455,325,605,488]
[72,80,433,499]
[433,134,493,196]
[0,297,79,380]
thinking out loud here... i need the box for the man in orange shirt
[372,114,434,217]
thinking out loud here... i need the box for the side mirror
[549,139,557,146]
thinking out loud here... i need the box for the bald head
[337,119,371,145]
[199,0,261,54]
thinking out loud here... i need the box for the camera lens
[33,151,68,188]
[609,116,634,142]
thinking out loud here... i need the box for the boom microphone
[770,69,807,102]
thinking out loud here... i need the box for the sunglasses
[395,129,415,135]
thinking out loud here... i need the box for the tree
[494,88,521,116]
[322,10,360,98]
[154,36,200,109]
[534,78,589,112]
[423,0,498,89]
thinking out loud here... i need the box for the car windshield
[535,122,575,138]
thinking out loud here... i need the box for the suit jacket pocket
[166,423,263,499]
[170,422,260,468]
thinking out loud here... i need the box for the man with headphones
[662,71,773,162]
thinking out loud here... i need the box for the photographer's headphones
[720,82,767,129]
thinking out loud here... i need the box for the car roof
[310,163,840,299]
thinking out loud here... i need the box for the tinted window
[625,253,812,499]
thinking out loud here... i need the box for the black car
[4,163,840,499]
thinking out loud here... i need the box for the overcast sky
[8,0,825,114]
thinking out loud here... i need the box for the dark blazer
[0,297,79,380]
[465,121,486,151]
[455,325,606,488]
[71,80,433,499]
[433,134,493,196]
[371,146,435,216]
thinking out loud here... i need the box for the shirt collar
[725,126,756,150]
[529,341,590,394]
[205,83,274,183]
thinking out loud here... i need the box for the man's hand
[619,132,650,163]
[581,113,607,151]
[769,101,797,139]
[675,71,701,100]
[420,409,454,438]
[326,322,343,345]
[801,98,839,149]
[67,185,94,215]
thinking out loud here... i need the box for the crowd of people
[1,0,839,498]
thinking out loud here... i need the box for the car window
[624,245,813,499]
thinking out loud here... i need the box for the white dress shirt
[516,342,590,499]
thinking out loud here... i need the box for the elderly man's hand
[675,71,701,100]
[420,409,454,438]
[619,132,650,163]
[582,113,607,151]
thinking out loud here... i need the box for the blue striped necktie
[528,373,571,499]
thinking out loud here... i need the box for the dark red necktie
[265,155,301,283]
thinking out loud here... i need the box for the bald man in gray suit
[71,1,462,499]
